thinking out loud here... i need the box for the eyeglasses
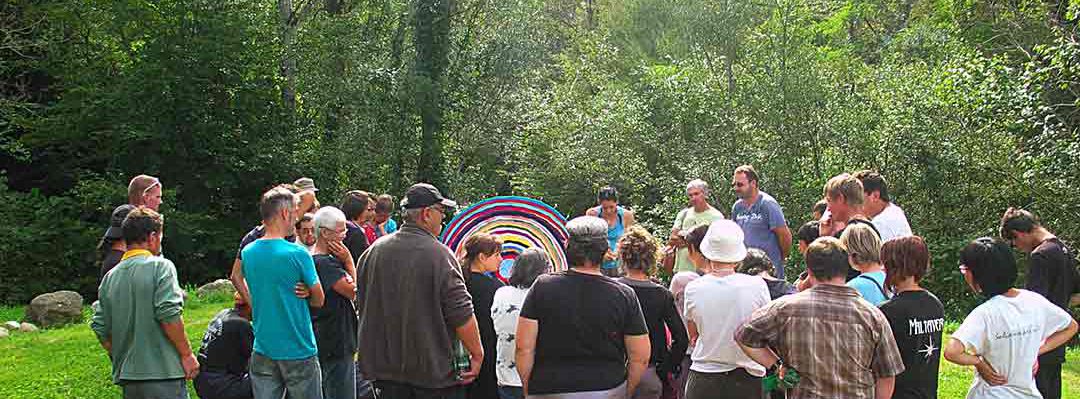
[732,182,746,188]
[298,227,315,234]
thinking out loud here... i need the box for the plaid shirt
[735,284,905,399]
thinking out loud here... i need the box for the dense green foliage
[3,0,1080,317]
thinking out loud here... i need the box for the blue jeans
[321,357,356,399]
[497,386,523,399]
[250,352,323,399]
[121,378,188,399]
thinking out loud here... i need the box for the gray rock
[0,327,8,338]
[25,290,84,328]
[196,279,236,298]
[18,322,37,333]
[3,321,19,331]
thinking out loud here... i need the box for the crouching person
[195,294,255,399]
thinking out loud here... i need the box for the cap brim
[439,198,457,209]
[104,226,123,240]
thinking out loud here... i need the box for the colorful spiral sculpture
[441,196,569,281]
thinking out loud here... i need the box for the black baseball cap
[400,183,457,210]
[104,204,136,240]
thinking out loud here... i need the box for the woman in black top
[617,226,688,399]
[878,236,944,399]
[461,233,505,399]
[516,216,651,398]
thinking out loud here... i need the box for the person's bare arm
[328,241,357,284]
[687,320,699,349]
[455,315,484,384]
[331,277,356,300]
[229,257,250,305]
[874,376,895,399]
[307,282,325,308]
[774,225,793,261]
[160,318,199,380]
[586,207,599,217]
[1039,319,1079,356]
[738,342,780,369]
[624,210,636,227]
[943,338,1007,385]
[515,317,539,395]
[624,334,650,395]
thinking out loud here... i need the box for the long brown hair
[460,233,502,285]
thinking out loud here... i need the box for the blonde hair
[823,173,864,207]
[839,223,881,266]
[618,225,660,274]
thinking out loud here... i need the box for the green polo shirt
[90,251,185,383]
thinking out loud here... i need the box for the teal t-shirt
[242,238,320,360]
[848,270,889,306]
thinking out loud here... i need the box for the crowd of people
[88,167,1079,399]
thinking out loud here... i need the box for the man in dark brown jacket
[356,183,483,398]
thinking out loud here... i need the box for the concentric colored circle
[441,196,569,281]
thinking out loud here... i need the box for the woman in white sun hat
[683,220,771,399]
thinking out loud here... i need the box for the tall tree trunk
[279,0,298,110]
[413,0,451,189]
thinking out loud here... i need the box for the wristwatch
[767,359,784,375]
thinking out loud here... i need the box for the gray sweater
[356,224,474,388]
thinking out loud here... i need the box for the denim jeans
[321,357,357,399]
[120,378,188,399]
[250,352,323,399]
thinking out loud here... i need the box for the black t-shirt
[100,249,124,279]
[520,270,648,394]
[343,221,370,265]
[878,290,944,399]
[197,308,254,375]
[616,278,688,369]
[1028,237,1078,363]
[311,254,357,361]
[236,225,296,260]
[466,272,504,399]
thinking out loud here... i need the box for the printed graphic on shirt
[909,317,944,359]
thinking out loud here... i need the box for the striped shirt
[735,284,905,399]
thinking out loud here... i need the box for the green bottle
[763,368,800,391]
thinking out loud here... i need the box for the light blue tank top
[597,206,625,270]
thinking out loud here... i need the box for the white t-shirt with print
[491,285,530,387]
[951,290,1073,399]
[871,203,913,242]
[684,273,770,375]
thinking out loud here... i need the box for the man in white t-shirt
[855,170,912,242]
[683,220,771,399]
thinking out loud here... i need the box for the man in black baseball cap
[357,183,482,395]
[100,204,136,279]
[400,183,457,211]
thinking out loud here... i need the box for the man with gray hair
[310,206,358,399]
[664,179,725,274]
[243,186,326,399]
[356,183,484,398]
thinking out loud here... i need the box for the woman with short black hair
[491,248,552,399]
[943,237,1077,399]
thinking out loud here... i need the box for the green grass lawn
[0,293,1077,398]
